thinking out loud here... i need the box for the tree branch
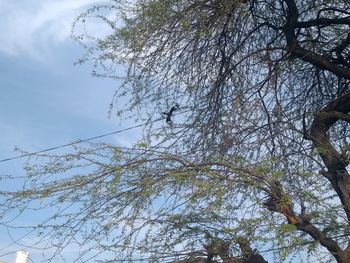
[264,180,346,262]
[310,93,350,223]
[295,17,350,29]
[283,0,350,79]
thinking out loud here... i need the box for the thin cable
[258,232,350,254]
[0,120,151,163]
[109,233,350,262]
[0,107,192,163]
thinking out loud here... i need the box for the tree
[1,0,350,262]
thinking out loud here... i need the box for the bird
[162,103,179,125]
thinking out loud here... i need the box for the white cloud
[0,0,107,59]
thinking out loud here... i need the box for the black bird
[162,104,179,124]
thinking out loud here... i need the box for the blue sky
[0,1,138,262]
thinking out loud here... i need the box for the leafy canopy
[1,0,350,262]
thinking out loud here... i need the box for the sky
[0,2,332,263]
[0,1,138,262]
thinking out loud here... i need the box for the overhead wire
[0,107,348,261]
[0,106,192,163]
[0,117,165,163]
[99,232,350,262]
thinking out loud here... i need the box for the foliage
[2,0,350,262]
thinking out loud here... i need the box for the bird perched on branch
[162,103,179,125]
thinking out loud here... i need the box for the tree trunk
[309,93,350,221]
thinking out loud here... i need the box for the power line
[0,120,151,163]
[108,233,350,262]
[258,232,350,254]
[0,107,191,164]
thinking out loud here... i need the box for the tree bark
[264,179,350,263]
[309,93,350,221]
